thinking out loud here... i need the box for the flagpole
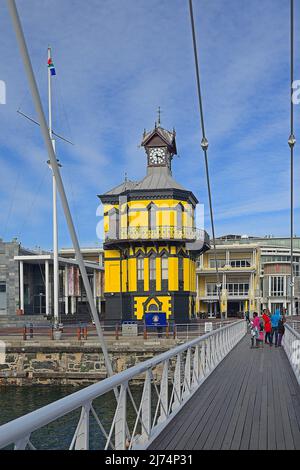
[48,46,59,326]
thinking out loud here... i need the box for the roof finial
[157,106,161,126]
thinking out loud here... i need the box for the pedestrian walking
[270,309,281,347]
[262,309,272,345]
[250,312,260,348]
[278,312,286,347]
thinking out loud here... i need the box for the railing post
[143,325,147,340]
[115,383,127,450]
[172,354,181,411]
[49,325,54,340]
[192,345,199,388]
[183,349,191,398]
[158,360,169,424]
[141,370,152,441]
[166,323,169,339]
[74,403,91,450]
[23,325,27,341]
[115,322,119,340]
[173,324,177,340]
[15,435,30,450]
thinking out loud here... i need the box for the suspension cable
[188,0,223,318]
[288,0,296,316]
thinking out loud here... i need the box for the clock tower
[98,119,210,323]
[143,123,176,170]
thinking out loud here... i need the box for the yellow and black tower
[99,121,210,323]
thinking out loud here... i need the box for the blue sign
[145,312,167,327]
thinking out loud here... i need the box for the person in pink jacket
[250,312,261,348]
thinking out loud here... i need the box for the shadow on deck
[149,334,300,450]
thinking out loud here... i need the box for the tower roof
[141,125,177,154]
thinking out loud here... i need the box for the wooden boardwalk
[150,334,300,450]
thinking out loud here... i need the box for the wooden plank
[149,334,300,451]
[150,343,237,449]
[274,350,295,450]
[249,348,264,450]
[203,343,253,450]
[211,342,255,450]
[192,346,248,449]
[172,345,243,449]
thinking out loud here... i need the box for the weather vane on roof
[157,106,161,126]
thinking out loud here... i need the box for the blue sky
[0,0,300,250]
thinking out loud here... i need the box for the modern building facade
[99,122,209,323]
[0,238,104,320]
[0,238,30,316]
[196,235,300,317]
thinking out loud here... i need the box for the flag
[48,58,56,76]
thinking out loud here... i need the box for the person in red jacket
[262,309,272,345]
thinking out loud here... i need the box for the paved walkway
[150,334,300,450]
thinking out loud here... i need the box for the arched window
[137,253,144,292]
[108,207,119,240]
[176,203,184,235]
[148,203,156,231]
[161,254,168,290]
[149,253,156,290]
[178,256,184,291]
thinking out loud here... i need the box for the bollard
[77,327,82,341]
[115,323,119,340]
[143,325,147,340]
[23,325,27,341]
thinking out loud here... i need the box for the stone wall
[0,339,179,386]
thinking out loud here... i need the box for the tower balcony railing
[105,225,208,242]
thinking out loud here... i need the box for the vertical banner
[96,271,102,297]
[68,266,74,296]
[74,267,80,297]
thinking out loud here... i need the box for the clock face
[149,147,166,165]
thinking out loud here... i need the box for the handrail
[283,323,300,385]
[0,320,246,450]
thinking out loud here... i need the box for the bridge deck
[150,334,300,450]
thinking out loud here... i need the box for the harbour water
[0,385,143,449]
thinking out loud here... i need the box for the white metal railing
[283,323,300,385]
[0,320,246,450]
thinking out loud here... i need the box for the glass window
[178,257,184,290]
[210,258,226,268]
[149,255,156,280]
[270,276,284,296]
[0,283,6,293]
[176,204,184,230]
[161,255,168,280]
[148,204,156,230]
[137,257,144,281]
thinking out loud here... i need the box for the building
[0,238,31,316]
[0,238,104,321]
[197,234,300,317]
[99,121,210,323]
